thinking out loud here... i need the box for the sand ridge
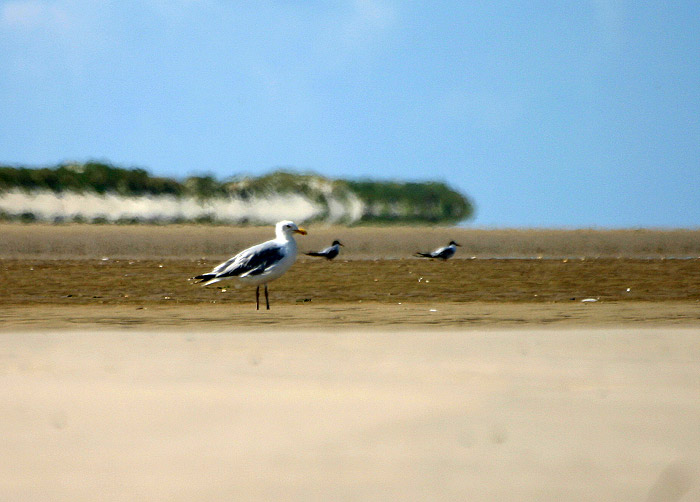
[1,301,699,331]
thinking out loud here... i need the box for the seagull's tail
[192,273,221,286]
[305,252,325,257]
[415,252,432,258]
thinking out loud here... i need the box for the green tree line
[0,162,474,224]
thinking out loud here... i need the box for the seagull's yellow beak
[294,228,307,235]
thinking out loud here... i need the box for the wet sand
[1,327,699,501]
[1,255,699,330]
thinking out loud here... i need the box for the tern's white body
[306,240,343,260]
[416,241,461,260]
[429,243,457,260]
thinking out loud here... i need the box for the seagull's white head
[275,220,307,240]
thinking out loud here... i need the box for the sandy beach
[1,327,699,501]
[1,225,699,500]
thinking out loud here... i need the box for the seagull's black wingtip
[192,273,216,284]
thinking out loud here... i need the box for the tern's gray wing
[322,245,339,259]
[306,244,339,259]
[433,246,455,259]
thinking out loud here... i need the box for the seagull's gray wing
[213,242,286,278]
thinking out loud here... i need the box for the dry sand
[1,327,699,501]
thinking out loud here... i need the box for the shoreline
[2,301,699,331]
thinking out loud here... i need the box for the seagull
[192,220,307,310]
[415,240,461,260]
[305,240,344,260]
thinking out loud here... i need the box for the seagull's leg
[256,285,260,310]
[264,284,270,310]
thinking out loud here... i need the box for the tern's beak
[294,228,307,235]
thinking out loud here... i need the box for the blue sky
[1,1,698,227]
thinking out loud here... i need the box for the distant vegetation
[0,162,183,196]
[345,180,470,224]
[0,162,474,225]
